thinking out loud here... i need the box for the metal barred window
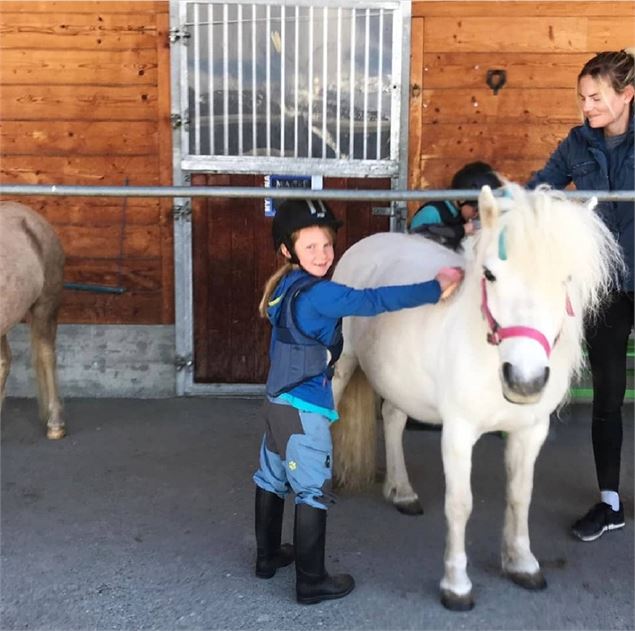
[170,0,410,177]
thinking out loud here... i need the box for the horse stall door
[191,174,389,385]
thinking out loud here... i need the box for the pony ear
[478,185,499,229]
[585,196,598,212]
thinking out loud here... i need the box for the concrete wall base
[5,324,176,398]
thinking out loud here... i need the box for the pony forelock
[498,183,623,318]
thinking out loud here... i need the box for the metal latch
[371,206,395,217]
[372,205,407,218]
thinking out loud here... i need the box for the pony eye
[483,267,496,282]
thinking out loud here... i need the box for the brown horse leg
[30,305,65,440]
[0,335,11,419]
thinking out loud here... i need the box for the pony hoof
[506,570,547,591]
[440,589,475,611]
[395,499,423,515]
[47,427,66,440]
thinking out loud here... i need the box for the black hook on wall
[486,69,507,95]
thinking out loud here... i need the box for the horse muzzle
[501,363,550,404]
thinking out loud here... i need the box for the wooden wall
[0,1,174,324]
[408,1,635,210]
[2,0,631,326]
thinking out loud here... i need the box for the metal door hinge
[171,113,190,130]
[169,27,191,44]
[172,203,192,222]
[175,355,194,371]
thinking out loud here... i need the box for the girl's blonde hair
[258,261,297,318]
[258,225,337,318]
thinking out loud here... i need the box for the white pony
[330,184,622,611]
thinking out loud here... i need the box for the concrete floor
[1,397,633,631]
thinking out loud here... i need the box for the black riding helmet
[272,199,343,262]
[451,161,502,208]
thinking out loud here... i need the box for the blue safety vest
[265,275,343,398]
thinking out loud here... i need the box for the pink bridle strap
[480,277,556,358]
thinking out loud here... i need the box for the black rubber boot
[255,487,294,579]
[294,503,355,604]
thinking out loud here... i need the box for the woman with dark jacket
[529,49,634,542]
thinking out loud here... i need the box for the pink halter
[480,277,575,358]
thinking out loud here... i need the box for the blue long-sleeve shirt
[267,268,441,419]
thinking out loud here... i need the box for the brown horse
[0,201,66,439]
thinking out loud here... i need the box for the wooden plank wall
[0,1,174,324]
[408,1,635,207]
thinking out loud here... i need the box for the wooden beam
[1,86,158,120]
[0,12,158,50]
[413,2,635,18]
[419,121,573,160]
[421,52,590,89]
[0,121,158,155]
[424,17,589,53]
[0,156,160,185]
[64,257,163,292]
[0,49,158,85]
[26,198,161,226]
[0,2,162,13]
[420,87,580,123]
[60,291,164,325]
[56,224,163,258]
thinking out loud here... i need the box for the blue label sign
[264,175,314,216]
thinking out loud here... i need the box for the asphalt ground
[1,398,633,631]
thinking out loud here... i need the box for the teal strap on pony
[498,228,508,260]
[497,186,512,259]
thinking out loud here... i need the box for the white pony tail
[332,367,378,490]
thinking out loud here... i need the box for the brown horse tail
[332,366,379,490]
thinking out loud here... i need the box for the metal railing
[1,182,632,399]
[1,184,634,202]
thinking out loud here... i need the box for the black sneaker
[571,502,625,542]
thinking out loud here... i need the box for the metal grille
[172,0,408,176]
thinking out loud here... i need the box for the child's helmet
[451,162,502,207]
[272,199,343,253]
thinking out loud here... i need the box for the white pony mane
[497,183,623,317]
[482,182,624,380]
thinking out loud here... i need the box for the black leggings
[585,291,634,493]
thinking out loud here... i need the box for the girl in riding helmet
[409,161,502,249]
[252,198,463,604]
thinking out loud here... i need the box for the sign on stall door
[264,175,323,216]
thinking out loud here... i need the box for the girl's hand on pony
[464,220,476,236]
[435,266,465,301]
